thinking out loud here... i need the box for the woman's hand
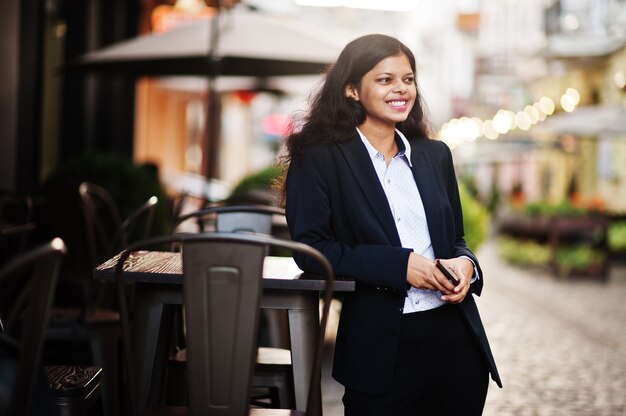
[439,257,474,304]
[406,254,474,302]
[406,252,457,295]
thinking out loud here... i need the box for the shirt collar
[356,127,412,167]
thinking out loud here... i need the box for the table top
[94,250,355,292]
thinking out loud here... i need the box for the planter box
[497,214,551,241]
[498,213,610,280]
[554,261,610,281]
[550,216,608,246]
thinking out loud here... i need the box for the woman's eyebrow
[375,71,414,77]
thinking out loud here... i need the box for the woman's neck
[358,123,397,163]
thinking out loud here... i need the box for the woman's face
[348,53,416,129]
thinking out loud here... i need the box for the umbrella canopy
[63,7,357,178]
[66,7,353,77]
[538,104,626,136]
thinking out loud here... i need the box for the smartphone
[435,259,459,286]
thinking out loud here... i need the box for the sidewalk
[321,238,626,415]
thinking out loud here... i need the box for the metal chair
[80,182,158,267]
[174,204,285,235]
[172,204,294,407]
[46,182,158,416]
[174,204,289,345]
[114,232,334,416]
[0,238,66,416]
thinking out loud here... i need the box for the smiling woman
[276,34,501,415]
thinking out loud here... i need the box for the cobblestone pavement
[321,239,626,415]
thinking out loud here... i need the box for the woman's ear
[344,85,359,101]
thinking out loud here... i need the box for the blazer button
[399,307,403,312]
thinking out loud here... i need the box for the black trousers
[343,303,489,416]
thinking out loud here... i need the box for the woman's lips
[387,100,408,110]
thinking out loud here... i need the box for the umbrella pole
[205,0,221,181]
[206,74,220,180]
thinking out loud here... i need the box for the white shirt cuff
[459,255,480,283]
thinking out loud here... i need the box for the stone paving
[320,239,626,415]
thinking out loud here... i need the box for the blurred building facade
[1,0,142,193]
[3,0,625,213]
[446,0,626,215]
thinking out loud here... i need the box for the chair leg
[90,327,120,416]
[275,378,294,408]
[164,361,188,405]
[252,372,295,409]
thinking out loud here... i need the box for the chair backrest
[0,238,66,416]
[79,182,122,269]
[114,232,334,416]
[174,204,285,235]
[79,181,158,268]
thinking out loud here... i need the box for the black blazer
[285,132,502,394]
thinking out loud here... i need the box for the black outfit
[285,133,501,411]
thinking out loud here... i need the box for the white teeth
[388,101,406,106]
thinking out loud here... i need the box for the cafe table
[94,251,354,413]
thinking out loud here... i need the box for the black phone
[435,259,459,286]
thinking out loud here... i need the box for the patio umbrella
[66,7,351,77]
[65,6,352,177]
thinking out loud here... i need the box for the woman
[280,34,501,415]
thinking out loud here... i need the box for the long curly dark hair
[275,34,432,201]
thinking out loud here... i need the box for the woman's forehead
[367,54,413,74]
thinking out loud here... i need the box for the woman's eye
[404,77,415,83]
[378,77,391,83]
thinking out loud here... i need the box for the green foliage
[459,181,490,252]
[608,221,626,251]
[230,165,283,196]
[554,244,606,276]
[523,200,584,217]
[497,236,552,268]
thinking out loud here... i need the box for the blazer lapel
[337,135,402,247]
[409,140,445,258]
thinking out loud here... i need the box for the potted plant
[554,243,607,279]
[608,220,626,262]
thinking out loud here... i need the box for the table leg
[131,285,179,412]
[287,295,322,415]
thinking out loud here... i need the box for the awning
[537,104,626,136]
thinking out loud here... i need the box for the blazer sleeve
[441,141,484,296]
[285,147,412,292]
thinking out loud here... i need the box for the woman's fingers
[406,254,469,297]
[432,262,457,294]
[441,272,470,303]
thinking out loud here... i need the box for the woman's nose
[393,80,407,93]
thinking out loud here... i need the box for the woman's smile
[387,99,409,111]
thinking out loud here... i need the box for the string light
[437,88,581,145]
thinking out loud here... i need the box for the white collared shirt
[356,128,447,312]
